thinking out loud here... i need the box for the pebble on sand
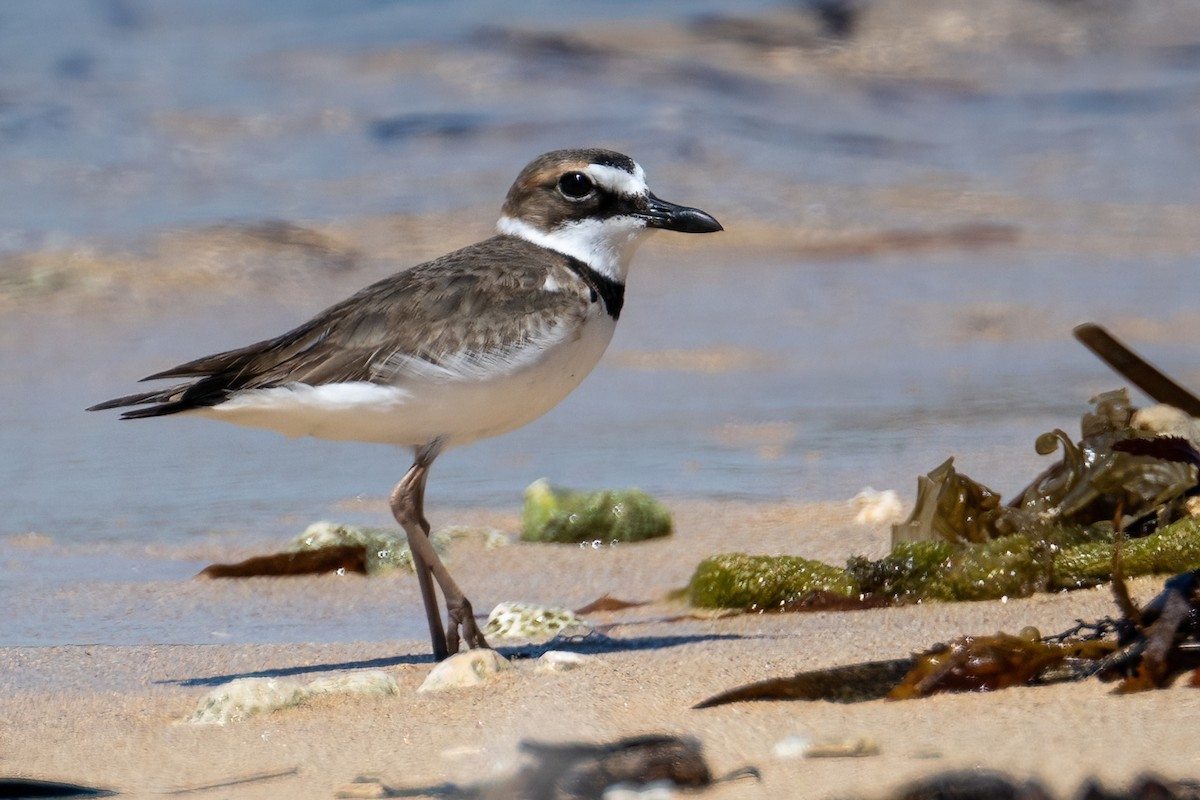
[417,649,513,693]
[484,600,591,639]
[184,670,399,725]
[536,650,591,672]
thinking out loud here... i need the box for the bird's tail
[86,384,199,419]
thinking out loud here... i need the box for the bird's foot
[444,597,491,657]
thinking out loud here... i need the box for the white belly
[196,313,617,449]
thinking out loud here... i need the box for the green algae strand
[850,536,1052,602]
[688,553,858,610]
[1052,516,1200,589]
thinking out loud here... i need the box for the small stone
[183,670,402,724]
[334,777,388,799]
[417,649,513,693]
[484,600,591,640]
[1133,404,1200,446]
[771,735,812,759]
[438,525,510,550]
[306,670,399,697]
[536,650,590,672]
[185,677,308,725]
[802,737,880,758]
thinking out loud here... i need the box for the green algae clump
[521,479,673,544]
[688,553,859,610]
[850,536,1053,603]
[1052,516,1200,589]
[938,536,1053,600]
[845,541,954,603]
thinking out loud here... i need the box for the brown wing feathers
[87,236,590,419]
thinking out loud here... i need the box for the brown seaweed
[694,632,1116,708]
[1114,435,1200,466]
[886,631,1115,700]
[693,563,1200,707]
[893,389,1198,547]
[694,659,915,708]
[198,544,368,578]
[1073,323,1200,418]
[891,456,1009,545]
[0,778,116,798]
[1098,569,1200,692]
[573,595,648,615]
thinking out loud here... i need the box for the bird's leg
[408,459,490,656]
[391,459,448,660]
[389,450,491,660]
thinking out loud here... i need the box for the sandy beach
[6,0,1200,797]
[3,500,1198,799]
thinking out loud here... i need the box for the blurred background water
[3,0,1200,644]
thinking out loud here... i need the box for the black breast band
[564,256,625,320]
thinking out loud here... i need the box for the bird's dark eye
[557,171,595,200]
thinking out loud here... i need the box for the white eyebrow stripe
[585,163,648,197]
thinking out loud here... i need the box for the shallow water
[3,0,1200,645]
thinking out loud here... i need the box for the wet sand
[3,500,1198,799]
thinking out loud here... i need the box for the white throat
[496,214,651,284]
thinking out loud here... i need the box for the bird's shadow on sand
[156,632,748,688]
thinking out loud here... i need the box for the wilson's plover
[89,148,723,660]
